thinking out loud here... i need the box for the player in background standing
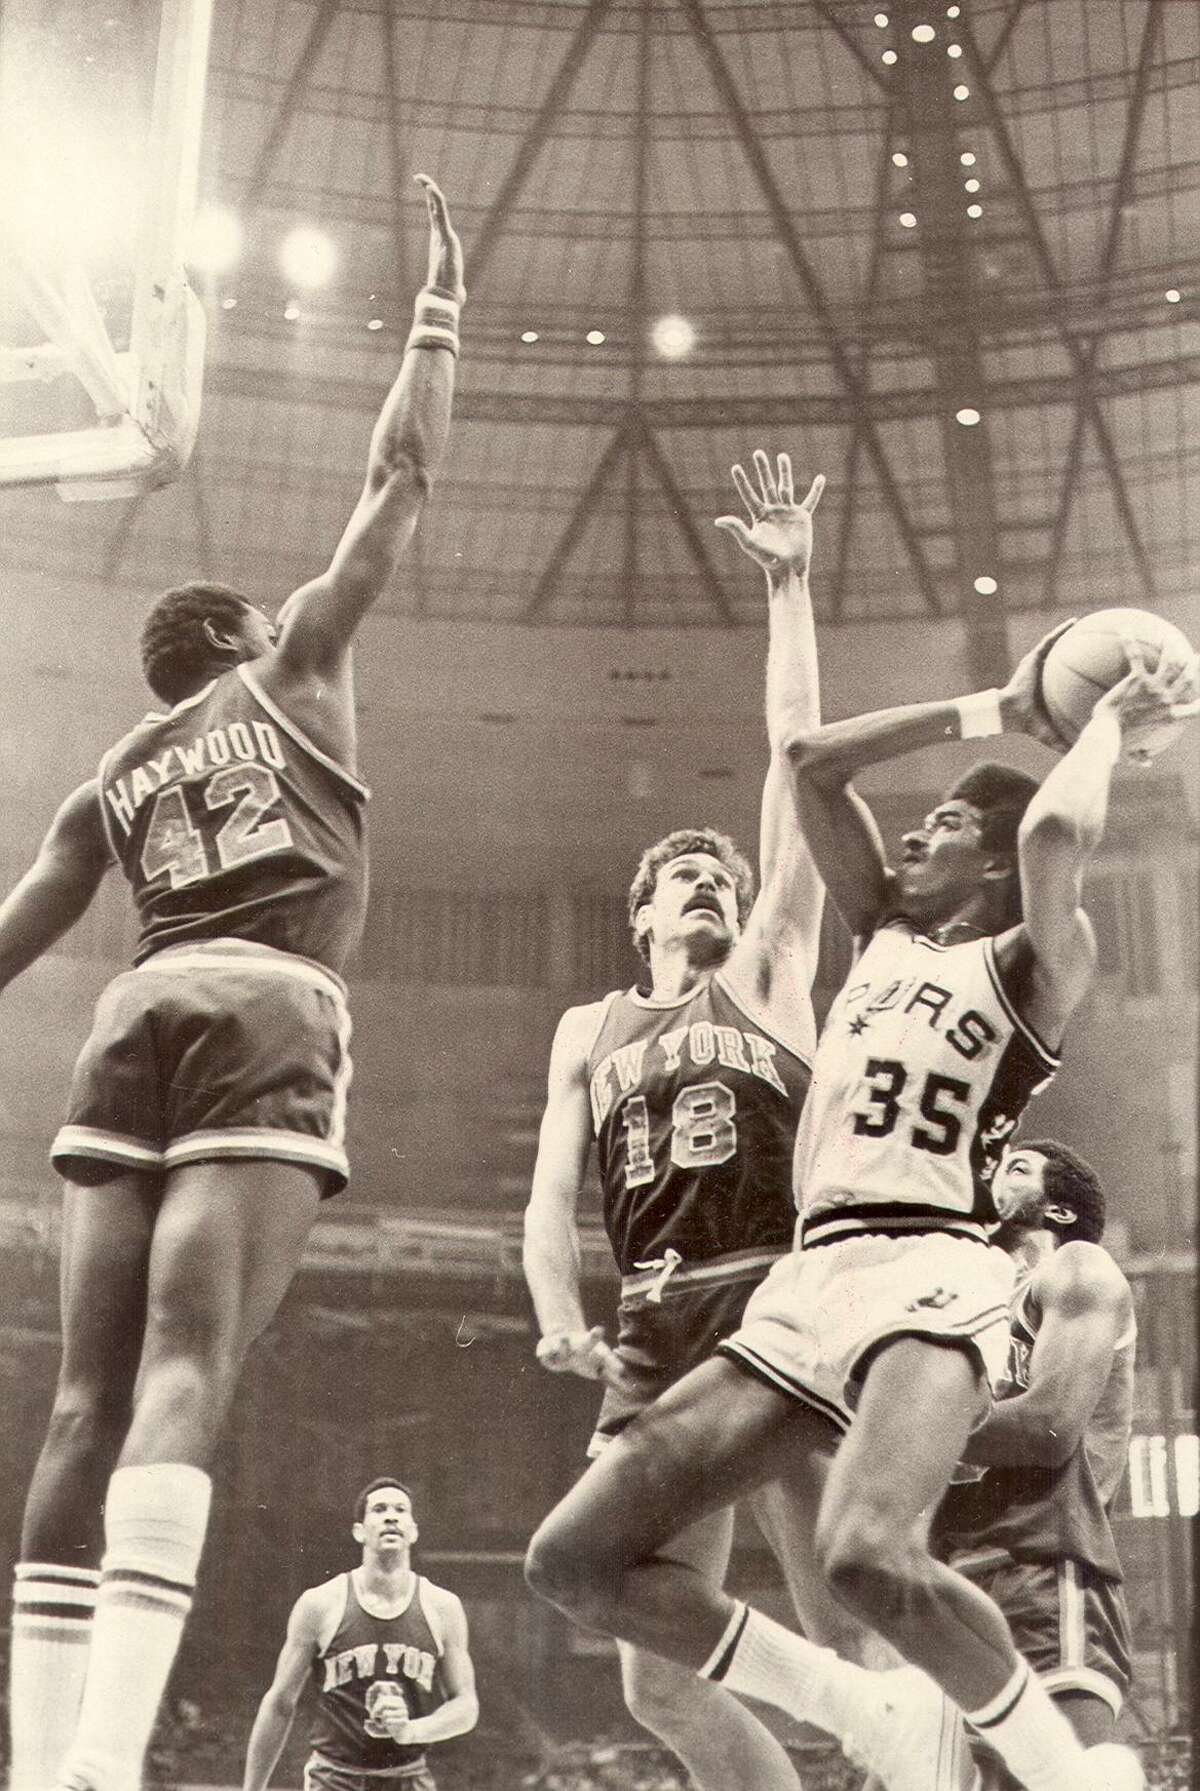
[935,1138,1136,1775]
[3,179,464,1791]
[243,1478,478,1791]
[524,455,908,1791]
[527,609,1198,1791]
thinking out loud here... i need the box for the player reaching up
[527,597,1198,1791]
[3,178,463,1791]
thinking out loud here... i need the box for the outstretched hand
[715,450,825,578]
[997,619,1077,751]
[1096,638,1200,764]
[535,1325,631,1391]
[414,173,465,304]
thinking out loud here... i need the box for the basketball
[1038,607,1195,757]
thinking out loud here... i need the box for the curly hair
[140,582,255,704]
[355,1477,415,1524]
[1015,1137,1107,1246]
[626,827,755,967]
[945,760,1041,924]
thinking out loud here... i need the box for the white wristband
[406,287,461,356]
[956,688,1003,739]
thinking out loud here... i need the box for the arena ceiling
[6,1,1200,663]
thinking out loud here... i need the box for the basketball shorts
[589,1247,788,1456]
[51,938,353,1194]
[303,1756,436,1791]
[718,1230,1014,1430]
[954,1552,1132,1716]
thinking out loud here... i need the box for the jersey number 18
[621,1082,737,1188]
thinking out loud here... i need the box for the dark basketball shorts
[953,1551,1132,1715]
[51,938,353,1194]
[303,1756,435,1791]
[588,1247,789,1457]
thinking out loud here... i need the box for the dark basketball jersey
[795,922,1060,1246]
[309,1572,448,1770]
[936,1260,1136,1580]
[96,664,368,973]
[586,974,809,1277]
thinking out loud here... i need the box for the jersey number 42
[140,766,294,890]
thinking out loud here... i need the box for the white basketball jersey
[796,921,1060,1246]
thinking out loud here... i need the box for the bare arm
[271,177,464,681]
[0,782,111,990]
[522,1005,625,1387]
[1012,646,1200,1041]
[242,1591,323,1791]
[963,1245,1131,1469]
[387,1592,478,1745]
[715,453,824,1052]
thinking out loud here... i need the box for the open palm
[715,450,825,576]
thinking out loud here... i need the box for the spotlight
[953,83,971,100]
[652,314,697,360]
[220,295,237,311]
[1165,289,1182,304]
[189,203,242,274]
[973,576,998,596]
[961,151,977,165]
[874,12,889,25]
[586,330,606,345]
[899,212,917,228]
[283,300,301,322]
[280,225,338,289]
[882,48,898,63]
[367,318,384,331]
[520,330,540,343]
[912,24,936,43]
[965,178,980,192]
[967,203,983,218]
[947,4,961,14]
[955,407,981,426]
[892,151,910,167]
[947,42,963,57]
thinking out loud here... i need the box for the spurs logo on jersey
[586,975,810,1277]
[796,921,1060,1247]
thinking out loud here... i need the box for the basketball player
[935,1138,1136,1771]
[4,179,464,1791]
[527,609,1197,1791]
[524,454,912,1791]
[243,1478,478,1791]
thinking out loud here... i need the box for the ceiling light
[874,12,889,25]
[280,225,338,289]
[964,177,981,192]
[953,83,971,100]
[1165,289,1181,304]
[899,212,917,228]
[220,295,237,311]
[912,24,936,42]
[283,300,300,321]
[892,151,909,167]
[188,204,242,274]
[882,48,898,64]
[586,330,606,345]
[961,151,977,166]
[973,576,998,596]
[367,317,384,331]
[967,203,983,218]
[947,4,961,14]
[955,407,981,426]
[652,314,696,359]
[520,330,539,342]
[947,42,963,57]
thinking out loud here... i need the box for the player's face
[895,800,991,922]
[991,1146,1048,1223]
[356,1486,418,1555]
[643,852,741,962]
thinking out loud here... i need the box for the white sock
[965,1661,1089,1791]
[700,1602,877,1739]
[59,1464,212,1791]
[9,1563,99,1791]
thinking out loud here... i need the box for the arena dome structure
[0,1,1194,1770]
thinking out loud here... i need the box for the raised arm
[0,781,110,990]
[962,1244,1131,1469]
[271,176,464,682]
[715,452,824,1052]
[522,1005,625,1389]
[383,1590,479,1746]
[1012,642,1200,1042]
[242,1591,322,1791]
